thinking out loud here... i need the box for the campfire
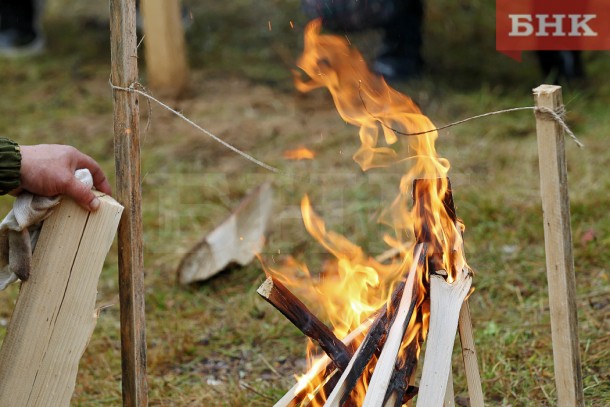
[258,20,481,406]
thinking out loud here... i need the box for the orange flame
[263,19,468,405]
[294,19,465,279]
[283,147,316,160]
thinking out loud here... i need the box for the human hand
[17,144,112,211]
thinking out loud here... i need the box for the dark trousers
[0,0,35,34]
[382,0,424,61]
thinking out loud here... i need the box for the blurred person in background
[0,0,44,57]
[302,0,584,83]
[536,50,584,83]
[302,0,424,81]
[0,0,191,57]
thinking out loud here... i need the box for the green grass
[0,0,608,405]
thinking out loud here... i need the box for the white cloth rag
[0,169,93,290]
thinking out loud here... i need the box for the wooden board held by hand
[0,194,123,407]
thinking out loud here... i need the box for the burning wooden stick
[301,370,343,407]
[321,334,367,407]
[273,319,373,407]
[270,244,425,407]
[382,315,422,406]
[332,281,407,405]
[258,276,353,371]
[272,275,409,407]
[416,267,472,407]
[324,244,425,407]
[362,245,424,407]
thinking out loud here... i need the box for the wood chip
[178,183,273,284]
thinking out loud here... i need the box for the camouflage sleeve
[0,137,22,195]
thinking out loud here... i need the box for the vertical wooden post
[457,301,484,407]
[533,84,584,407]
[141,0,189,96]
[110,1,148,406]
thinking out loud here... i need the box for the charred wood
[258,276,353,371]
[336,280,405,405]
[383,318,422,407]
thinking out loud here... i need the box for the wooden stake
[457,300,484,407]
[141,0,189,96]
[416,268,472,407]
[453,222,484,407]
[533,84,584,407]
[0,195,123,406]
[109,1,148,405]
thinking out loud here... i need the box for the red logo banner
[496,0,610,61]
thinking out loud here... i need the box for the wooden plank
[0,195,123,406]
[533,84,584,407]
[361,244,423,407]
[109,1,148,405]
[416,268,472,407]
[141,0,189,96]
[457,300,484,407]
[444,363,455,407]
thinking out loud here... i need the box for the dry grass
[0,0,608,405]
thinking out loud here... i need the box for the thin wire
[357,82,584,148]
[110,81,279,173]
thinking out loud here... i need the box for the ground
[0,0,608,406]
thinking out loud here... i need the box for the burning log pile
[256,20,487,406]
[258,181,480,406]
